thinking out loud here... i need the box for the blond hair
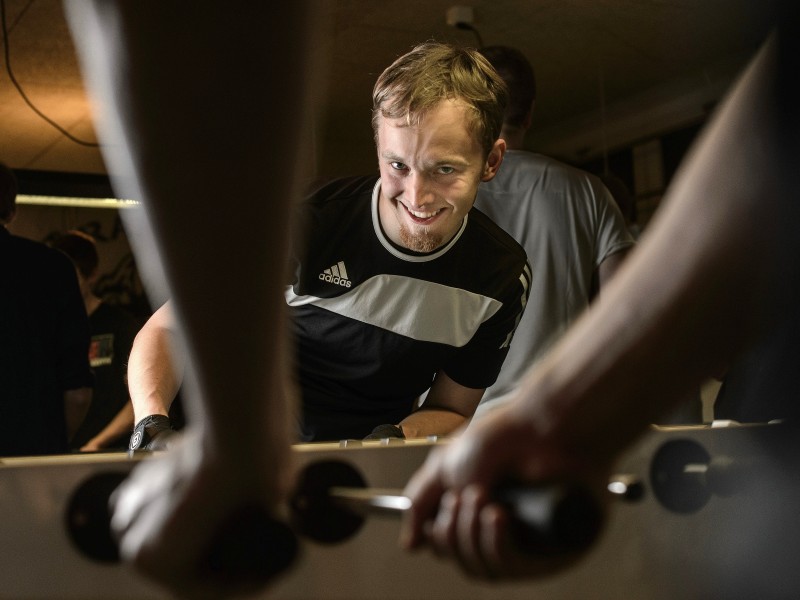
[372,42,507,157]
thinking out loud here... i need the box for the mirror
[1,0,779,458]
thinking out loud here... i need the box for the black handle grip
[289,460,604,556]
[494,483,604,556]
[65,471,298,588]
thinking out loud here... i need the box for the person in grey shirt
[473,46,634,414]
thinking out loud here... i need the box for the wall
[7,204,151,322]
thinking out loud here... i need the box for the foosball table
[1,422,798,599]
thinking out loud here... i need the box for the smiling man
[287,42,531,441]
[125,43,531,449]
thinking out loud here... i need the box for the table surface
[0,423,797,599]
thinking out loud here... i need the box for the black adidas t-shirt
[287,175,530,441]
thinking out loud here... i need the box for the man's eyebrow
[379,150,470,168]
[427,155,470,169]
[436,155,469,166]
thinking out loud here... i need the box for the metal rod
[328,487,411,515]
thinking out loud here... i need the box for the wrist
[364,423,406,440]
[129,414,174,452]
[132,393,171,425]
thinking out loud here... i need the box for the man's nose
[405,172,433,207]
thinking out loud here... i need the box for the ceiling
[0,0,779,181]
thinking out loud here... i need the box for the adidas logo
[319,261,352,288]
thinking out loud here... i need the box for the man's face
[376,99,504,253]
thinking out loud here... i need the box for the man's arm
[65,2,320,596]
[399,371,484,438]
[81,303,165,452]
[127,302,182,424]
[80,402,134,452]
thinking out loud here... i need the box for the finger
[114,485,172,567]
[455,483,493,578]
[116,494,210,597]
[429,490,461,558]
[400,458,447,550]
[109,476,150,537]
[111,452,184,534]
[112,462,185,565]
[478,502,510,576]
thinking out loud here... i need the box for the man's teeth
[408,207,440,219]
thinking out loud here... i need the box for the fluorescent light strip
[16,194,140,209]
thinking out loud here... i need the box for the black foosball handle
[493,482,604,556]
[65,471,298,588]
[290,459,604,556]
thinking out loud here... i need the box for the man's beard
[399,223,442,253]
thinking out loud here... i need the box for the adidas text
[319,273,351,287]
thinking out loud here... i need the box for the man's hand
[400,405,607,580]
[111,430,297,599]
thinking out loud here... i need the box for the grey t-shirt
[473,150,634,413]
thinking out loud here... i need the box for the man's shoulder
[480,151,613,218]
[502,150,598,186]
[467,207,528,264]
[6,232,74,272]
[5,231,48,253]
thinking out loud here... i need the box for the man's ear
[481,138,506,182]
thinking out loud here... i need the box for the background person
[471,45,634,419]
[0,162,93,456]
[51,229,139,451]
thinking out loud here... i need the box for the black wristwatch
[364,423,406,440]
[129,414,173,452]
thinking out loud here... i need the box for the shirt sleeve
[590,178,636,266]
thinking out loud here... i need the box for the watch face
[129,429,143,450]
